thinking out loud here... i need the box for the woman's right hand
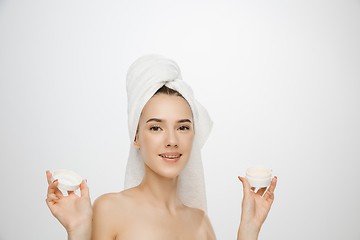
[46,171,93,239]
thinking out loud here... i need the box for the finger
[47,179,64,198]
[47,179,58,196]
[256,187,267,196]
[238,176,251,196]
[264,176,277,202]
[46,196,54,208]
[46,171,62,196]
[48,175,66,197]
[53,180,64,197]
[263,189,274,204]
[46,170,52,185]
[268,176,277,193]
[45,194,61,215]
[46,194,60,203]
[80,179,90,198]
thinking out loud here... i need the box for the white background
[0,0,359,239]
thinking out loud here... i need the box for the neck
[138,164,183,212]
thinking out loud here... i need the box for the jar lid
[51,169,82,191]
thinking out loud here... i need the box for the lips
[159,152,182,162]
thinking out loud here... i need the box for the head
[133,85,195,179]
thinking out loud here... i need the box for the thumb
[80,179,90,199]
[238,176,251,196]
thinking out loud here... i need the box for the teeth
[160,154,181,158]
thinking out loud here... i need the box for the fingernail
[85,179,88,183]
[53,179,58,183]
[238,176,241,181]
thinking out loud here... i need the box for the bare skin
[91,184,216,240]
[45,93,277,240]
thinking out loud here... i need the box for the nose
[165,130,178,147]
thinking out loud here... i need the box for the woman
[46,54,277,240]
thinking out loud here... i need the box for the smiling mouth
[159,154,182,158]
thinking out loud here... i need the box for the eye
[150,126,162,132]
[178,125,190,131]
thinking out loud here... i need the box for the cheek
[140,132,161,151]
[183,134,194,151]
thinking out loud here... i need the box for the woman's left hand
[238,176,277,237]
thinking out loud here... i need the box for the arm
[45,171,93,240]
[237,176,277,240]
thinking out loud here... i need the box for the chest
[115,211,208,240]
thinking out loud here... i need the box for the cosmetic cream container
[51,169,82,191]
[245,166,272,188]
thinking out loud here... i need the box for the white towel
[124,54,213,212]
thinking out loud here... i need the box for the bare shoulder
[92,189,138,240]
[96,186,140,204]
[93,188,139,219]
[186,207,217,240]
[94,191,128,208]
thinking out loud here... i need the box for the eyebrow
[146,118,162,123]
[146,118,192,123]
[178,119,192,123]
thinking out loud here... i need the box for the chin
[160,170,183,179]
[148,165,181,178]
[144,157,189,179]
[148,164,186,179]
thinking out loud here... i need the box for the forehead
[140,94,193,122]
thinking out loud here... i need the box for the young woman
[46,55,277,240]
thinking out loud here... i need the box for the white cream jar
[245,166,272,188]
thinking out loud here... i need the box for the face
[134,93,194,179]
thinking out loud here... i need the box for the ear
[133,134,140,149]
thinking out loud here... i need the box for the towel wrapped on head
[124,54,213,212]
